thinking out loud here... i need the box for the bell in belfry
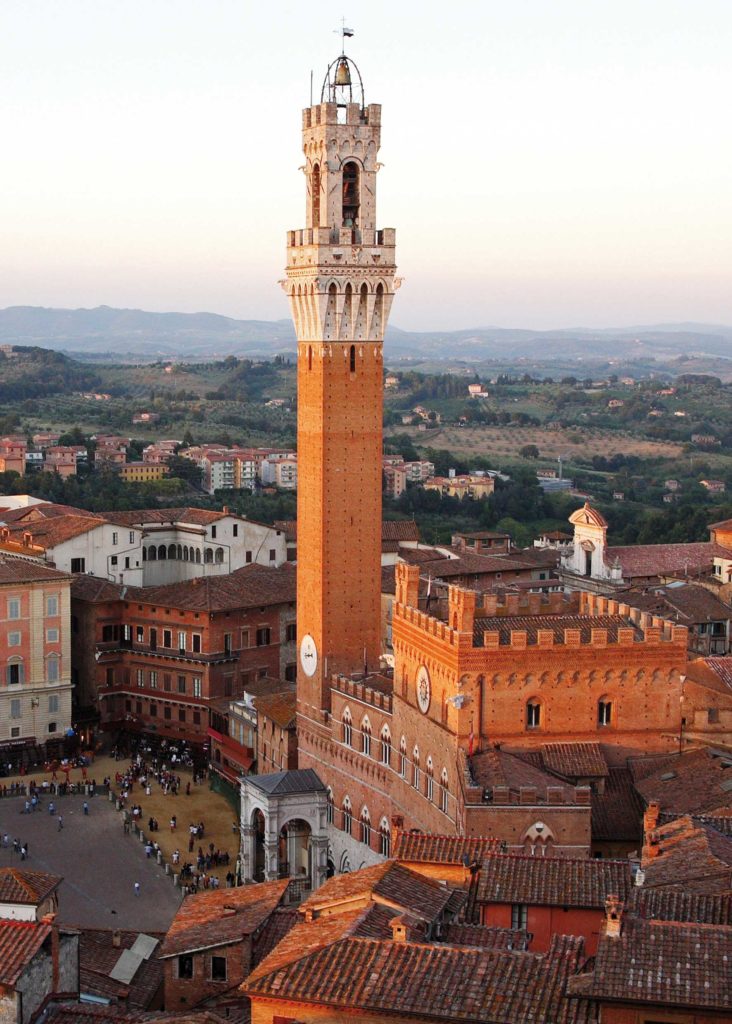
[335,58,351,86]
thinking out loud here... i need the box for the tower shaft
[285,94,398,714]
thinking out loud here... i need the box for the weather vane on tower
[335,18,354,53]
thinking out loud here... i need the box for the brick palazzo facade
[72,564,295,747]
[280,50,731,876]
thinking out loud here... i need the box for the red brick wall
[481,902,605,955]
[75,594,292,744]
[163,938,251,1009]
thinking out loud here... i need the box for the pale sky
[1,0,731,331]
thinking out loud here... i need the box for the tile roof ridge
[487,851,629,866]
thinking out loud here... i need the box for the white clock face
[416,665,431,714]
[300,634,318,677]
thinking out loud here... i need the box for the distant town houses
[424,473,495,500]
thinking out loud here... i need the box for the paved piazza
[0,791,182,930]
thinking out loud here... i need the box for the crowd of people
[2,739,238,895]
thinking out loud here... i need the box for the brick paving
[0,791,182,931]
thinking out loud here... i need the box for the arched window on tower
[342,161,360,227]
[349,344,356,373]
[399,736,407,777]
[342,796,352,835]
[412,746,421,791]
[359,806,371,846]
[426,757,434,801]
[360,716,371,756]
[326,786,334,824]
[526,699,542,730]
[380,726,391,766]
[342,708,353,747]
[379,817,391,857]
[598,697,613,727]
[440,768,449,814]
[311,162,321,227]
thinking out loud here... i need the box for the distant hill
[1,305,731,363]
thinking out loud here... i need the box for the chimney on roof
[604,895,623,938]
[222,506,229,515]
[642,801,661,860]
[390,914,416,943]
[112,929,122,948]
[643,800,661,833]
[222,906,237,917]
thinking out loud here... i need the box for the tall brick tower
[283,49,398,722]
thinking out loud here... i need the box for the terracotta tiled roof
[0,552,71,585]
[253,688,296,729]
[3,514,109,549]
[159,878,289,957]
[699,657,732,692]
[641,815,732,894]
[70,574,126,603]
[441,923,529,949]
[630,889,732,925]
[245,930,593,1023]
[474,613,640,646]
[617,583,731,624]
[251,906,300,968]
[541,742,609,779]
[122,562,296,613]
[301,862,456,923]
[393,832,500,865]
[245,907,366,984]
[605,541,726,578]
[0,920,51,985]
[591,767,645,843]
[570,917,732,1011]
[79,928,163,1009]
[0,502,96,523]
[382,520,420,542]
[627,751,677,782]
[470,749,577,803]
[475,854,632,909]
[634,747,732,816]
[99,507,229,527]
[0,867,62,904]
[46,1009,224,1024]
[658,812,732,837]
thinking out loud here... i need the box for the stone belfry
[283,47,398,718]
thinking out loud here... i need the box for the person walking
[57,815,63,831]
[83,801,89,815]
[134,881,140,897]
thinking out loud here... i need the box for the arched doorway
[279,817,312,883]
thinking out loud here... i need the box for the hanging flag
[425,574,432,611]
[468,727,474,758]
